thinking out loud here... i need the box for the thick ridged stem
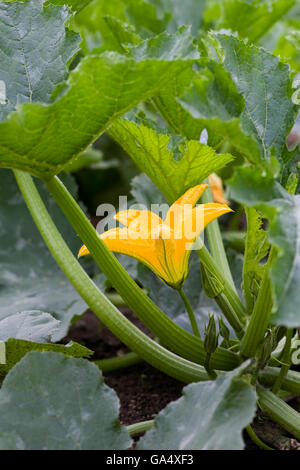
[258,386,300,440]
[258,367,300,395]
[240,250,275,358]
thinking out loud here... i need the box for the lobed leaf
[211,33,297,162]
[138,364,257,450]
[109,117,233,202]
[0,338,92,376]
[0,352,131,449]
[0,311,60,343]
[0,27,199,179]
[0,0,80,120]
[178,34,298,166]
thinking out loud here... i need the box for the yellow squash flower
[79,184,232,289]
[208,173,229,205]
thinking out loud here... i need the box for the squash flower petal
[79,185,232,289]
[208,173,229,205]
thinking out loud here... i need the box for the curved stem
[14,169,209,384]
[240,249,275,358]
[245,425,273,451]
[45,175,239,371]
[127,420,154,436]
[94,352,142,373]
[178,288,200,337]
[258,386,300,440]
[259,367,300,395]
[272,329,294,395]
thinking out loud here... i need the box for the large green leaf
[0,169,88,339]
[138,364,257,450]
[210,33,297,162]
[213,0,295,43]
[0,310,92,376]
[0,311,60,343]
[109,117,233,202]
[0,0,80,121]
[0,352,132,450]
[176,61,262,161]
[228,167,300,327]
[0,339,92,376]
[0,27,199,179]
[178,34,297,165]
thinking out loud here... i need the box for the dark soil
[63,307,298,450]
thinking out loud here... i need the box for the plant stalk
[258,386,300,440]
[245,425,273,451]
[240,249,275,358]
[94,352,142,373]
[127,420,155,436]
[178,288,200,337]
[197,245,246,327]
[259,367,300,395]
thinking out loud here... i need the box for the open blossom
[79,185,232,289]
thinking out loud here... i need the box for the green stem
[259,367,300,396]
[214,292,244,338]
[240,249,275,358]
[204,352,217,380]
[201,180,236,292]
[14,170,209,384]
[197,245,246,326]
[272,329,294,395]
[245,425,273,451]
[178,289,200,337]
[127,420,154,436]
[106,292,126,307]
[258,386,300,440]
[94,352,142,373]
[45,175,239,371]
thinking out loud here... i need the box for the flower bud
[204,314,218,354]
